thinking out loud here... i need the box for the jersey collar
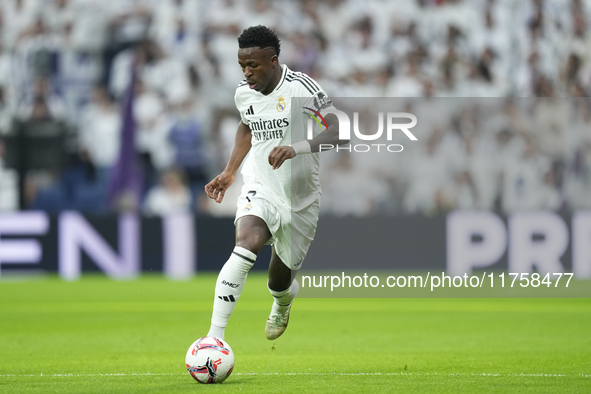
[270,64,288,95]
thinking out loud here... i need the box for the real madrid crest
[243,203,252,212]
[276,96,286,112]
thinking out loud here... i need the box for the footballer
[204,25,345,341]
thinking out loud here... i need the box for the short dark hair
[237,25,281,56]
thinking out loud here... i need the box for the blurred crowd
[0,0,589,216]
[319,98,591,216]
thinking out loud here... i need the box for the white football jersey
[235,64,331,210]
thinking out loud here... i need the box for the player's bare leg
[208,216,271,339]
[265,246,299,340]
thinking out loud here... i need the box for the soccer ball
[185,337,235,384]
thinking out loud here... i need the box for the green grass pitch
[0,274,590,393]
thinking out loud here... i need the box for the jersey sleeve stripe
[288,71,322,93]
[295,72,321,91]
[286,75,314,94]
[286,75,316,95]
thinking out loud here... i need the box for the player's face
[238,47,278,95]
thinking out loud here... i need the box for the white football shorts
[234,182,320,270]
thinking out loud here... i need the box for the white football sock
[208,246,256,339]
[269,278,299,315]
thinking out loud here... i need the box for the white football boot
[265,304,291,340]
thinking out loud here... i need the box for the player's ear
[270,54,279,67]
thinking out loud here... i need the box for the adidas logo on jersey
[245,105,255,115]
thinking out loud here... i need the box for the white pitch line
[0,372,587,378]
[0,373,180,378]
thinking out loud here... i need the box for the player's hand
[268,146,296,170]
[205,172,235,203]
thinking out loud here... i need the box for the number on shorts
[246,190,257,202]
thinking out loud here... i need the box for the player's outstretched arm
[268,113,347,169]
[205,121,252,203]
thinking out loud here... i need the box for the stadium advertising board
[0,211,195,279]
[0,211,589,294]
[298,210,591,297]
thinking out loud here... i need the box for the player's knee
[235,235,264,255]
[235,217,270,254]
[235,229,266,255]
